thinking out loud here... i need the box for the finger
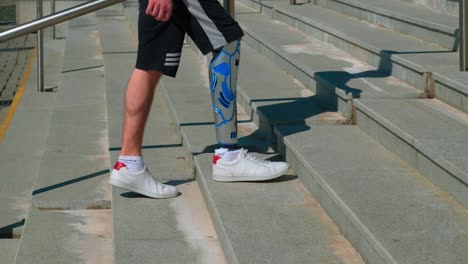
[155,5,168,21]
[159,7,171,21]
[145,2,154,15]
[151,5,160,18]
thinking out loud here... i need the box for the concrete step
[162,42,364,264]
[15,209,113,264]
[354,98,468,208]
[235,2,424,118]
[237,1,468,114]
[401,0,459,16]
[97,8,229,264]
[277,125,468,264]
[0,240,19,264]
[315,0,457,49]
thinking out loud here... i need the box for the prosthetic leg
[209,40,241,147]
[210,40,290,181]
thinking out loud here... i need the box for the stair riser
[355,108,468,208]
[156,85,197,171]
[274,134,391,264]
[435,80,468,113]
[316,0,457,50]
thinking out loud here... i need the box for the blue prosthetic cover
[209,40,241,146]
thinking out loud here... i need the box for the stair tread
[280,125,468,264]
[0,240,20,263]
[15,210,113,264]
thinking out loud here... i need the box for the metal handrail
[461,0,467,71]
[0,0,124,43]
[0,0,125,92]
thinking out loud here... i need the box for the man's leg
[109,69,180,199]
[121,69,161,156]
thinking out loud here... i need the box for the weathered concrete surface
[355,98,468,207]
[194,153,364,264]
[279,125,468,264]
[113,181,227,264]
[0,239,19,264]
[15,209,113,264]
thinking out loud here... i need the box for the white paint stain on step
[64,209,113,264]
[170,181,227,264]
[282,37,386,93]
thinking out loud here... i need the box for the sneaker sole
[109,178,180,199]
[212,166,289,182]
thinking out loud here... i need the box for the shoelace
[242,149,270,165]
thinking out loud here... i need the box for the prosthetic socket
[209,40,241,146]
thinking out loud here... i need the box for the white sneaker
[109,162,180,199]
[212,148,289,182]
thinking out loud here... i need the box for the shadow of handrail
[32,169,110,196]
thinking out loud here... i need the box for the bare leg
[120,68,162,156]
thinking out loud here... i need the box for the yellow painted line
[0,48,37,143]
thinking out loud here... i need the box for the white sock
[215,148,242,162]
[118,155,145,173]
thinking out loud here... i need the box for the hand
[146,0,173,22]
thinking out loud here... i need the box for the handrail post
[51,0,56,39]
[224,0,235,18]
[461,0,468,71]
[37,0,44,92]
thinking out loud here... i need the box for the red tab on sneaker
[213,155,222,164]
[114,162,127,170]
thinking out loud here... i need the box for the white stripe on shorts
[182,0,227,49]
[164,62,180,66]
[165,57,180,62]
[166,52,181,57]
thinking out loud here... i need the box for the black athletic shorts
[136,0,244,77]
